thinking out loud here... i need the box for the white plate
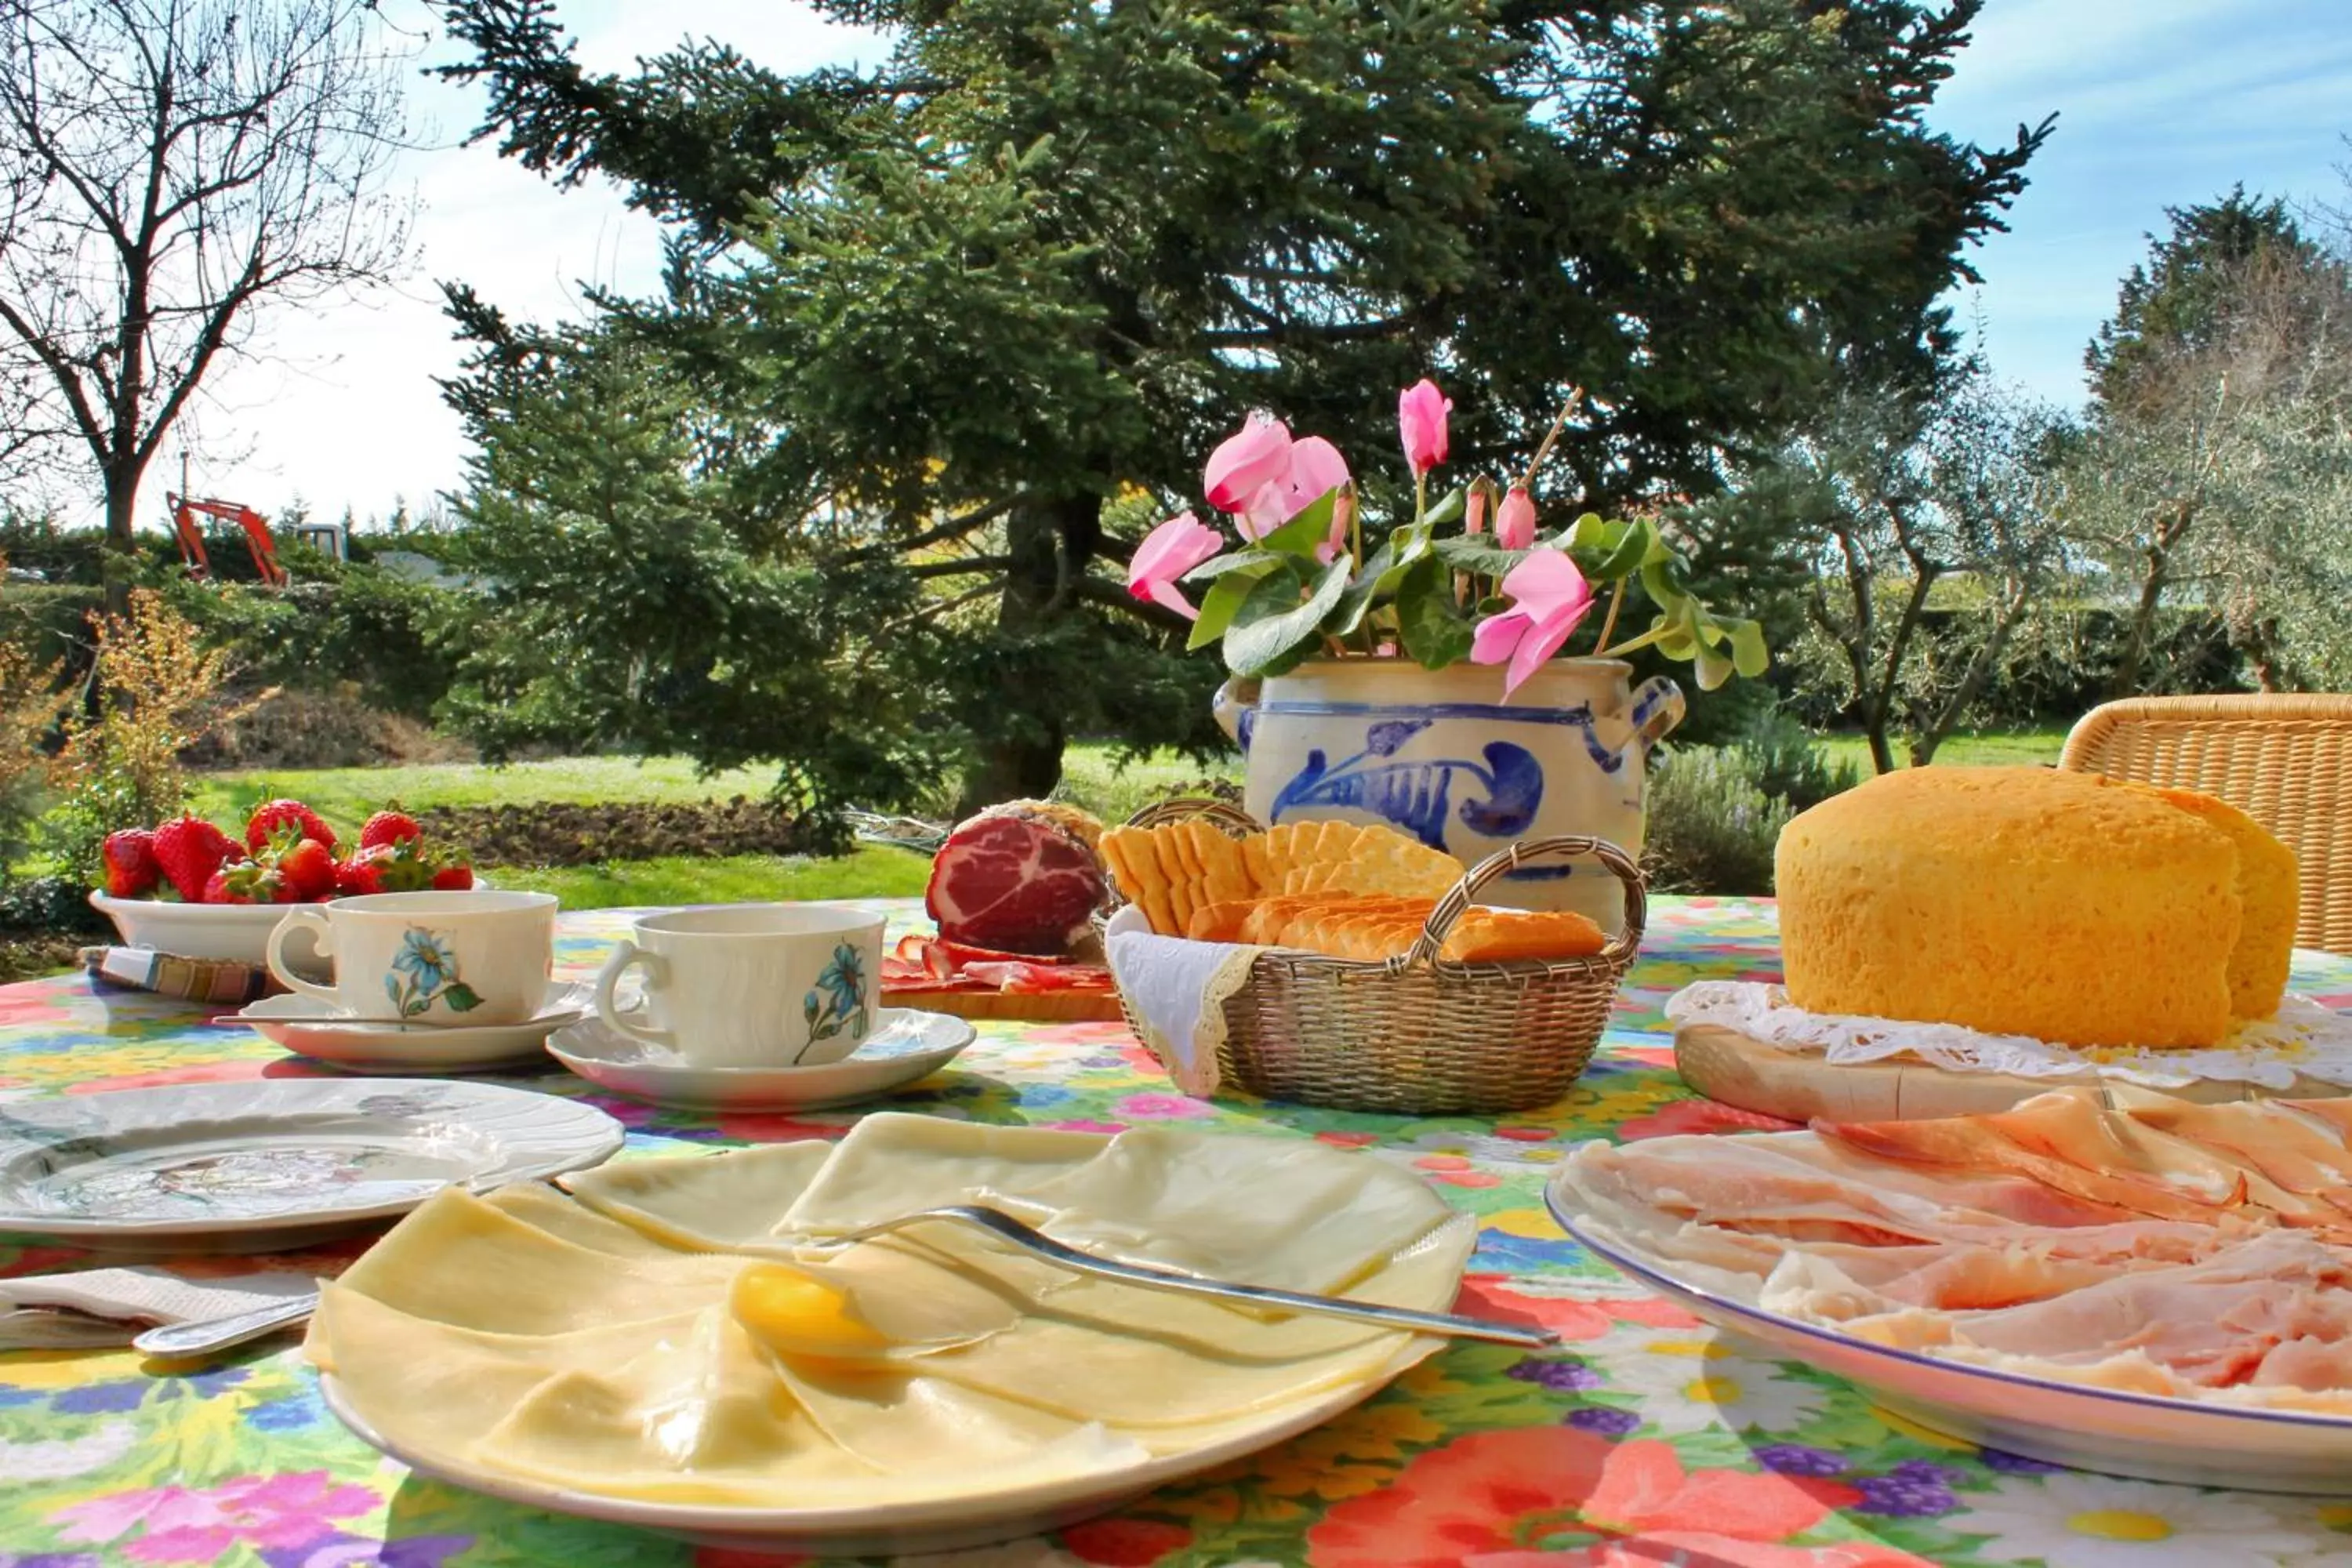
[547,1007,975,1111]
[0,1080,622,1251]
[224,985,589,1074]
[1545,1168,2352,1494]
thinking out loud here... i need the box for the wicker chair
[2059,695,2352,954]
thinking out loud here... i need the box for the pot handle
[1629,675,1685,754]
[1212,677,1262,750]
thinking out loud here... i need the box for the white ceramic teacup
[266,891,559,1026]
[593,904,886,1069]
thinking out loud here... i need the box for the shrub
[41,591,252,884]
[162,566,466,721]
[1642,744,1794,897]
[1736,708,1864,812]
[0,573,73,880]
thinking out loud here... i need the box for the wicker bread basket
[1109,799,1646,1114]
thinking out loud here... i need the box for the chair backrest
[2060,694,2352,954]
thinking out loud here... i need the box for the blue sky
[1929,0,2352,408]
[154,0,2352,527]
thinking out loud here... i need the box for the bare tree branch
[0,0,417,590]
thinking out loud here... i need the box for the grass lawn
[491,848,931,908]
[187,756,779,829]
[180,745,1238,910]
[172,728,2062,914]
[1815,725,2069,775]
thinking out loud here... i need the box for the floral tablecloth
[5,896,2352,1568]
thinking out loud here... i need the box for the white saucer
[548,1007,975,1111]
[225,985,588,1074]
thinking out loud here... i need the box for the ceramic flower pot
[1213,657,1683,929]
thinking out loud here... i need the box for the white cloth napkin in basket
[0,1268,316,1351]
[1104,905,1264,1097]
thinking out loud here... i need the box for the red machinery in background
[169,492,287,587]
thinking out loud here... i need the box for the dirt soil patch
[415,797,816,867]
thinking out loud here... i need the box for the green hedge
[0,583,101,676]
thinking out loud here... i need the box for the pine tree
[434,0,2050,814]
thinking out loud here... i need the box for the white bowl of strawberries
[90,800,482,965]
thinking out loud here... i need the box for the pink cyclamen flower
[1203,412,1294,513]
[1398,379,1451,474]
[1232,431,1352,543]
[1472,547,1595,698]
[1494,485,1537,550]
[1465,485,1488,536]
[1127,510,1225,620]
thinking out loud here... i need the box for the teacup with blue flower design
[592,904,885,1068]
[266,891,559,1026]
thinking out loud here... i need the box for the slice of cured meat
[924,802,1109,955]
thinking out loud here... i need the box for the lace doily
[1664,981,2352,1091]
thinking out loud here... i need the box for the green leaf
[1565,512,1607,551]
[441,982,485,1014]
[1420,487,1465,532]
[1254,490,1338,558]
[1188,561,1280,651]
[1181,547,1279,583]
[1588,518,1656,581]
[1433,535,1523,576]
[1725,615,1769,677]
[1225,557,1348,676]
[1330,522,1433,636]
[1396,554,1475,670]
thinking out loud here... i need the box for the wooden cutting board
[1675,1021,2352,1123]
[883,987,1125,1023]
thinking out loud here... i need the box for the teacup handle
[594,942,675,1047]
[266,908,340,1009]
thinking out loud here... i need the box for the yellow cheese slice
[775,1114,1107,1236]
[1025,1127,1454,1294]
[336,1189,744,1334]
[560,1142,834,1250]
[312,1118,1470,1511]
[483,1182,686,1258]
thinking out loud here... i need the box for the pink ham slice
[924,804,1109,956]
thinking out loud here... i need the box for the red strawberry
[200,868,241,904]
[152,814,232,902]
[245,798,336,853]
[431,862,476,891]
[334,845,390,897]
[101,829,159,897]
[359,809,422,851]
[219,859,290,904]
[277,837,338,901]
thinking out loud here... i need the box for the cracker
[1147,828,1198,935]
[1439,907,1608,963]
[1191,823,1252,905]
[1240,833,1274,896]
[1185,899,1258,942]
[1098,828,1152,906]
[1346,825,1468,900]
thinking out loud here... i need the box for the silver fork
[134,1204,1562,1359]
[828,1203,1560,1348]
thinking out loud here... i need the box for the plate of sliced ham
[881,935,1121,1022]
[1548,1085,2352,1494]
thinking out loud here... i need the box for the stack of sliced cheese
[306,1115,1465,1508]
